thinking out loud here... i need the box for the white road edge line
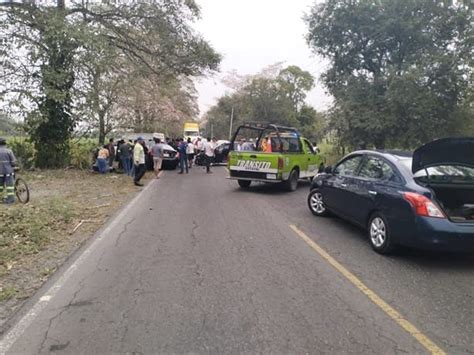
[0,178,156,354]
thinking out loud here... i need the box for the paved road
[1,166,473,354]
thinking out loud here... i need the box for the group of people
[95,135,219,187]
[95,137,148,186]
[174,137,217,175]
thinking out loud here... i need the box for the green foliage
[1,0,221,167]
[7,137,35,170]
[69,139,97,170]
[306,0,473,149]
[0,115,17,136]
[205,65,326,143]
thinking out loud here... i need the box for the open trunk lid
[412,137,474,174]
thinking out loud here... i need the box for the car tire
[307,188,328,217]
[284,169,299,192]
[238,180,251,188]
[368,212,395,254]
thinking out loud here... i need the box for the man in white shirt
[186,138,195,168]
[203,137,216,174]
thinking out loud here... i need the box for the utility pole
[229,107,234,140]
[211,124,214,138]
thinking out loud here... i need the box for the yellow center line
[289,224,445,355]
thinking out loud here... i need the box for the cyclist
[0,137,17,204]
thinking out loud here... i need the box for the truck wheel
[284,169,299,192]
[238,180,251,188]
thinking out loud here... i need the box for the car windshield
[401,158,474,184]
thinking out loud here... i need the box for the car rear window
[405,159,474,184]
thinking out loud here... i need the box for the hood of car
[163,144,176,152]
[412,137,474,173]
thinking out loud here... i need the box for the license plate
[266,174,277,179]
[163,154,169,157]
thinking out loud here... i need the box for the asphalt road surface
[1,166,473,354]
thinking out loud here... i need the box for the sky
[193,0,332,118]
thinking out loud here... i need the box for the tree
[0,0,221,167]
[277,65,315,114]
[306,0,473,149]
[204,65,326,142]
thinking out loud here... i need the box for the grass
[0,286,17,302]
[0,169,147,319]
[0,196,75,269]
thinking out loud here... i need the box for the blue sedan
[308,138,474,254]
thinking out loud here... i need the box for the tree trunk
[98,111,105,145]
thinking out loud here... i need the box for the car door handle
[341,183,347,187]
[368,190,377,195]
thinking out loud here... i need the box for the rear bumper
[227,177,281,183]
[396,216,474,252]
[228,170,282,183]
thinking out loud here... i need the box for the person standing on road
[203,137,216,174]
[195,137,202,154]
[177,138,189,174]
[118,139,132,176]
[133,137,146,186]
[186,137,195,169]
[97,145,109,174]
[151,137,164,179]
[107,138,115,168]
[0,137,17,204]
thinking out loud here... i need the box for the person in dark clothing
[128,139,135,176]
[118,139,132,176]
[0,137,17,204]
[177,138,189,174]
[107,138,115,167]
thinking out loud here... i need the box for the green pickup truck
[227,123,324,191]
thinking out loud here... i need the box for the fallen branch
[72,219,94,233]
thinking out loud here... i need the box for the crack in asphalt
[115,217,137,248]
[38,277,87,353]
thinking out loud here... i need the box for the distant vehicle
[184,122,200,141]
[308,137,474,254]
[214,141,236,165]
[227,123,323,191]
[145,143,178,170]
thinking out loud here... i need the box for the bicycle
[12,170,30,204]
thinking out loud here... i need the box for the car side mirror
[324,166,333,174]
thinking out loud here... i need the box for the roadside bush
[318,142,344,166]
[7,138,35,170]
[69,139,98,169]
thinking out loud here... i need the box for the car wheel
[284,169,299,192]
[307,188,328,216]
[368,213,395,254]
[238,180,251,188]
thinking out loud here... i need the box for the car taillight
[403,192,445,218]
[278,157,284,170]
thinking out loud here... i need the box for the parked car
[307,137,474,254]
[145,142,178,170]
[214,141,238,165]
[161,144,179,170]
[227,123,323,191]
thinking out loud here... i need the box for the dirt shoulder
[0,169,151,328]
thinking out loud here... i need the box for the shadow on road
[314,214,474,271]
[229,180,312,195]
